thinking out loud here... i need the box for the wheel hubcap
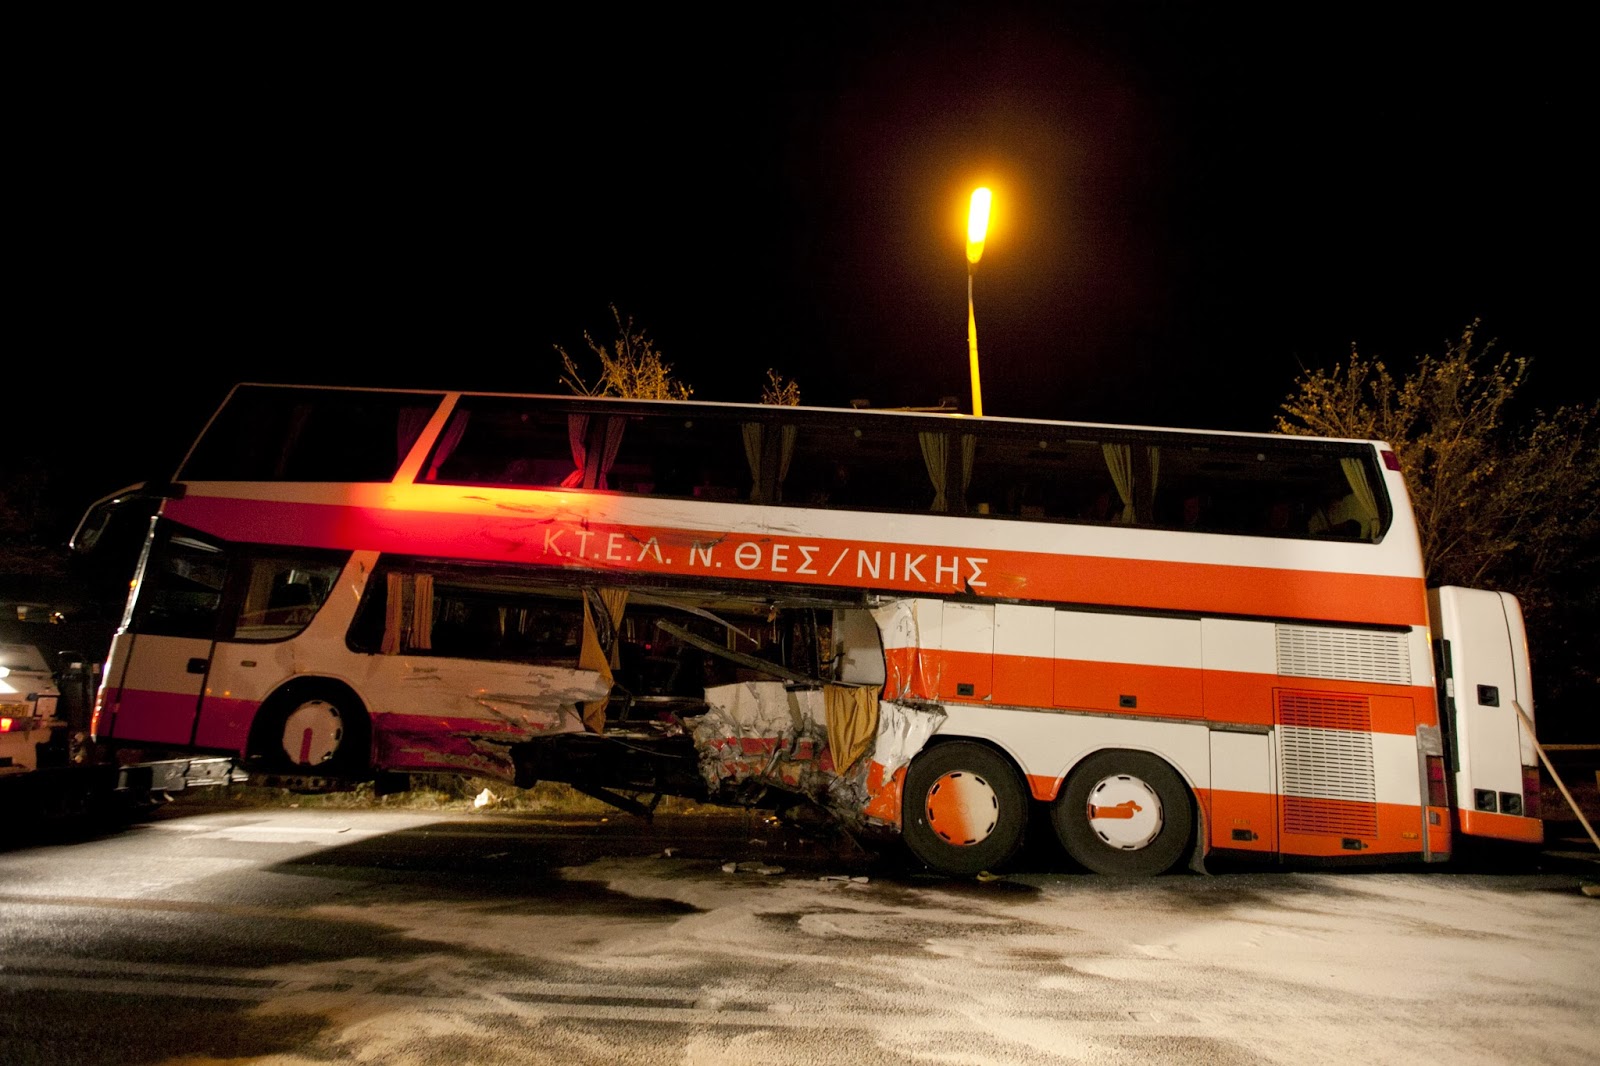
[281,700,343,767]
[925,770,1000,846]
[1085,773,1164,850]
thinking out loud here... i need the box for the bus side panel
[1053,612,1203,718]
[1208,730,1278,855]
[941,702,1212,803]
[95,630,210,746]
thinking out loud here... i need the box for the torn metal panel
[872,700,947,779]
[375,728,522,780]
[692,681,831,794]
[871,598,946,700]
[363,660,610,777]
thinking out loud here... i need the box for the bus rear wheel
[901,741,1028,877]
[1052,750,1192,876]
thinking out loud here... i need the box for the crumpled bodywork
[688,651,948,832]
[373,664,611,779]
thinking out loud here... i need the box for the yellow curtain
[411,574,433,650]
[380,573,404,654]
[824,684,881,774]
[918,432,950,511]
[1102,443,1136,523]
[1341,458,1381,540]
[577,590,630,733]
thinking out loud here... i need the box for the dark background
[14,5,1592,540]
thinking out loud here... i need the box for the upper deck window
[180,385,445,482]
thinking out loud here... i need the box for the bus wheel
[1052,750,1192,876]
[901,742,1028,877]
[264,692,369,776]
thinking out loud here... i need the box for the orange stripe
[1458,808,1544,844]
[890,650,1433,734]
[168,495,1428,626]
[1203,787,1278,853]
[1277,799,1431,857]
[1054,658,1202,718]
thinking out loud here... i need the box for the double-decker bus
[72,383,1543,876]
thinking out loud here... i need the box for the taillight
[90,690,104,739]
[1522,765,1541,819]
[0,716,13,733]
[1425,755,1448,807]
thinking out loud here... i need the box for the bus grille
[1278,690,1378,837]
[1276,625,1411,685]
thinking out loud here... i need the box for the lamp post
[966,186,991,417]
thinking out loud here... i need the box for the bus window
[180,385,444,482]
[346,563,587,665]
[134,529,229,640]
[230,554,346,640]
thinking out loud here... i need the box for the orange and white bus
[73,384,1543,875]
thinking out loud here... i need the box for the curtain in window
[595,417,626,489]
[960,434,976,513]
[560,414,590,487]
[396,406,433,468]
[1340,458,1381,540]
[741,423,798,502]
[919,432,950,511]
[1145,446,1161,524]
[411,574,433,650]
[776,425,796,501]
[742,423,763,500]
[380,573,405,654]
[577,588,629,732]
[1103,444,1136,524]
[425,412,470,481]
[379,573,435,653]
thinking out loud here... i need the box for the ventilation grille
[1278,689,1378,836]
[1276,625,1411,685]
[1277,690,1372,732]
[1282,796,1379,837]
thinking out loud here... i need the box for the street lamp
[966,186,991,417]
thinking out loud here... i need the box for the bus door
[1427,586,1541,842]
[191,551,350,753]
[97,526,228,747]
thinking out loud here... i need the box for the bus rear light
[1522,766,1541,818]
[0,716,13,732]
[1425,755,1448,807]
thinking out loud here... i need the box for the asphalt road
[1,802,1596,1066]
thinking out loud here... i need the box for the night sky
[17,6,1591,534]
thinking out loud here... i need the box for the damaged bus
[72,384,1543,875]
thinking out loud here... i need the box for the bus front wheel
[254,687,370,779]
[901,741,1028,877]
[1052,750,1192,876]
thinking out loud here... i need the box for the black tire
[901,741,1029,877]
[1052,749,1193,876]
[252,685,370,778]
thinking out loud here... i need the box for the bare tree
[760,368,801,406]
[557,305,692,400]
[1278,320,1598,729]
